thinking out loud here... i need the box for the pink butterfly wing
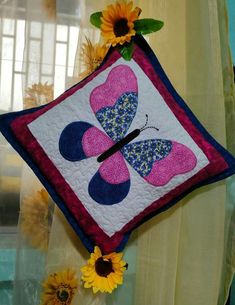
[82,125,114,157]
[90,65,138,113]
[144,142,197,186]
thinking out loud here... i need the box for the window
[0,4,80,229]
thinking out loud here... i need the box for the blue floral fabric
[122,139,172,177]
[96,92,138,142]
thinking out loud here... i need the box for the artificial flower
[79,37,109,79]
[20,189,53,251]
[40,269,78,305]
[23,82,53,109]
[100,0,141,47]
[81,246,127,294]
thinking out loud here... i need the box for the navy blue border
[0,36,235,253]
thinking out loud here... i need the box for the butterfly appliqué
[59,65,197,205]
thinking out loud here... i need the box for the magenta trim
[9,46,228,253]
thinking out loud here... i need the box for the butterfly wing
[59,121,114,161]
[59,121,130,205]
[88,152,130,205]
[122,139,197,186]
[60,65,138,204]
[90,65,138,142]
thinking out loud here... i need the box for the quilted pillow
[1,36,235,254]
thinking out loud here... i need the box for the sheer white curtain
[0,1,234,305]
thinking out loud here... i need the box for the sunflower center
[113,18,130,37]
[56,289,70,302]
[95,257,114,277]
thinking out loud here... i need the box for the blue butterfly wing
[122,139,197,186]
[59,121,131,205]
[88,172,130,205]
[59,121,116,161]
[59,121,94,161]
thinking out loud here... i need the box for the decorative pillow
[1,36,235,254]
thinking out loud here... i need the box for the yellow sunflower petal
[94,246,102,256]
[128,6,140,20]
[109,272,123,285]
[99,277,107,292]
[82,271,96,282]
[84,281,93,288]
[126,1,133,12]
[101,18,113,26]
[105,277,114,293]
[107,252,123,262]
[107,274,116,287]
[92,286,100,294]
[102,9,115,22]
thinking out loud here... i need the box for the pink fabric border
[10,45,228,253]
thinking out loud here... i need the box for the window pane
[3,19,15,36]
[42,23,55,75]
[30,21,42,39]
[56,25,68,42]
[13,74,23,111]
[28,40,41,84]
[54,65,65,97]
[0,59,13,111]
[15,20,25,72]
[2,37,14,60]
[55,42,67,66]
[68,26,79,77]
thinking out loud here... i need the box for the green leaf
[118,42,134,61]
[134,19,164,35]
[90,12,102,28]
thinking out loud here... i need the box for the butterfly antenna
[140,114,149,131]
[140,114,159,132]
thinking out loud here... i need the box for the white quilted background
[28,58,209,237]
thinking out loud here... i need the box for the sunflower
[79,37,109,79]
[20,189,53,251]
[100,1,141,47]
[23,82,53,109]
[40,269,78,305]
[81,246,127,293]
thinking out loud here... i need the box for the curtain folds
[218,1,235,304]
[0,0,233,304]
